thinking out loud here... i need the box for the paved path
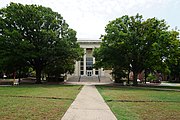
[159,83,180,86]
[61,85,117,120]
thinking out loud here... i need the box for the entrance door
[87,70,92,76]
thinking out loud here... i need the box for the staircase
[80,76,100,82]
[67,75,113,83]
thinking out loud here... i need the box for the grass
[0,84,82,120]
[97,85,180,120]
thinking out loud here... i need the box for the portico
[74,39,104,77]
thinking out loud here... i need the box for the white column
[93,57,95,75]
[83,48,86,76]
[75,61,78,76]
[78,61,80,76]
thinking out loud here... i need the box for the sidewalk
[159,82,180,86]
[61,85,117,120]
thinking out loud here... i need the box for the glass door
[87,70,92,76]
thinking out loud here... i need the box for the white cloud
[0,0,179,38]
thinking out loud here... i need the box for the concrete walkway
[159,82,180,86]
[61,85,117,120]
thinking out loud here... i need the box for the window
[86,67,92,70]
[80,71,84,75]
[80,61,84,65]
[86,57,93,61]
[86,57,93,70]
[95,71,99,75]
[80,67,83,70]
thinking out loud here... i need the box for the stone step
[67,76,112,83]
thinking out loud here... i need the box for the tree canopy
[0,3,82,83]
[94,14,180,85]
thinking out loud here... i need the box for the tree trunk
[35,67,42,84]
[13,72,16,84]
[128,67,130,84]
[133,71,138,86]
[18,69,21,83]
[145,69,147,84]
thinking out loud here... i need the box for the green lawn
[0,85,82,120]
[97,86,180,120]
[144,85,180,90]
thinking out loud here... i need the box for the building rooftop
[77,38,102,43]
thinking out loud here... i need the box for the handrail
[78,75,81,82]
[98,75,100,82]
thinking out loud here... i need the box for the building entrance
[86,70,93,76]
[73,40,107,77]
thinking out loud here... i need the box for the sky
[0,0,180,39]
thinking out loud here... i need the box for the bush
[147,73,156,82]
[46,77,64,82]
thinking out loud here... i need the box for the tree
[0,3,82,83]
[94,14,179,85]
[163,30,180,82]
[44,29,83,78]
[0,25,30,80]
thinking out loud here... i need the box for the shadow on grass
[106,99,180,103]
[0,94,74,100]
[96,85,180,92]
[1,84,83,89]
